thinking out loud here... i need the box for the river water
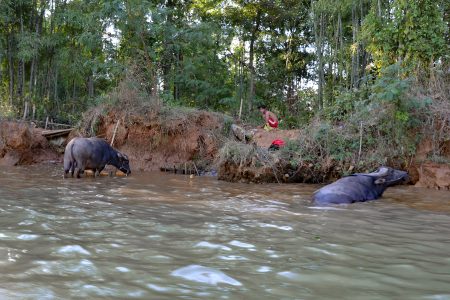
[1,165,449,299]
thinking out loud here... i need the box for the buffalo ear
[117,152,129,161]
[374,178,386,184]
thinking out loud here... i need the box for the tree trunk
[52,65,59,114]
[173,49,181,102]
[33,3,45,102]
[29,59,35,97]
[29,0,44,99]
[162,0,175,94]
[23,101,28,120]
[88,75,94,98]
[317,12,325,110]
[247,10,261,113]
[377,0,382,17]
[238,45,244,119]
[17,10,25,103]
[17,59,24,101]
[54,67,58,101]
[7,34,15,106]
[338,12,344,85]
[351,3,358,89]
[72,79,76,99]
[286,31,295,112]
[0,52,2,85]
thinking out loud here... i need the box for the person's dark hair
[257,104,267,110]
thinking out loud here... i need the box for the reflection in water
[0,165,450,299]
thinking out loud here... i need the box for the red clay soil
[2,116,450,192]
[409,138,450,190]
[251,128,300,148]
[413,163,450,190]
[79,110,225,172]
[0,121,61,166]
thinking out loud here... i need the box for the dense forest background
[0,0,448,127]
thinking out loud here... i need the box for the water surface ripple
[0,165,449,299]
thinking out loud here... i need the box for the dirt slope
[2,116,449,191]
[0,121,61,166]
[78,108,227,172]
[252,128,300,148]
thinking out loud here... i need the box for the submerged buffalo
[64,137,131,178]
[313,166,408,205]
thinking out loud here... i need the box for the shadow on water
[0,165,449,299]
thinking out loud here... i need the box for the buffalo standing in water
[313,166,408,205]
[64,137,131,178]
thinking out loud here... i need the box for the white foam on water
[17,234,39,240]
[147,284,171,292]
[259,223,293,231]
[116,266,130,273]
[305,246,337,256]
[81,284,116,297]
[57,245,91,255]
[18,220,35,226]
[218,255,248,261]
[195,241,231,251]
[277,271,302,281]
[171,265,242,286]
[229,240,255,249]
[257,266,272,273]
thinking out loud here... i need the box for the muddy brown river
[1,165,449,299]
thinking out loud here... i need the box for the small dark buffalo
[313,166,408,205]
[64,137,131,178]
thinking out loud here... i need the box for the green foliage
[0,0,447,177]
[362,0,447,71]
[368,63,427,130]
[282,61,437,180]
[322,91,355,122]
[0,102,16,119]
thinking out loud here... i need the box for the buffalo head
[363,166,409,186]
[117,152,131,175]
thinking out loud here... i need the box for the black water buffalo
[64,137,131,178]
[313,166,408,205]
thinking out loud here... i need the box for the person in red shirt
[258,105,278,131]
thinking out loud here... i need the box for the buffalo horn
[366,167,389,177]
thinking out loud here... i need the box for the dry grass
[79,105,105,136]
[417,70,450,161]
[218,140,259,166]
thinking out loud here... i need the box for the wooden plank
[41,128,73,139]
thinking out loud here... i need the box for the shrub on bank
[218,63,450,183]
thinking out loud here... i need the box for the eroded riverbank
[1,165,450,299]
[1,120,450,190]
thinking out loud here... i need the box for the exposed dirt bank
[0,121,61,166]
[2,117,449,192]
[217,141,332,184]
[76,108,229,172]
[413,163,450,190]
[408,138,450,190]
[252,128,301,148]
[218,127,450,190]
